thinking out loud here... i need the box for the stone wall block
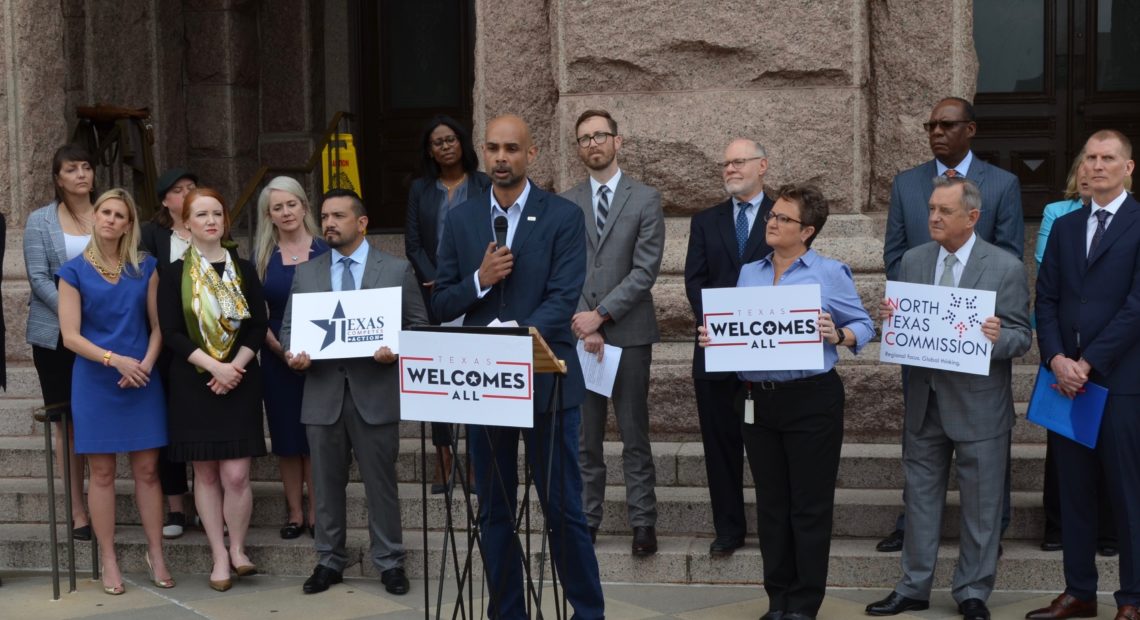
[260,0,311,133]
[61,0,85,18]
[559,0,856,93]
[63,17,85,91]
[4,282,32,363]
[232,86,260,157]
[86,0,156,107]
[186,84,233,156]
[185,9,257,86]
[260,139,315,169]
[556,89,859,217]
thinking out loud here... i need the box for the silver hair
[932,175,982,213]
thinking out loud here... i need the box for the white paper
[487,318,519,327]
[399,330,534,428]
[288,287,402,359]
[701,284,824,372]
[575,340,622,397]
[878,280,997,376]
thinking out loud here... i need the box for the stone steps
[0,523,1101,591]
[0,476,1051,540]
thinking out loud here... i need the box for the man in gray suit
[865,177,1031,620]
[281,189,429,596]
[877,96,1025,553]
[561,109,666,556]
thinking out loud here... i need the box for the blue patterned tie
[1089,209,1110,258]
[735,202,750,259]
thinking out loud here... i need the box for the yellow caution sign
[322,133,363,197]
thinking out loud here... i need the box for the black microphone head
[494,216,509,248]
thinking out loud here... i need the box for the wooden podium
[404,325,569,620]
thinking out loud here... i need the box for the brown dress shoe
[1116,605,1139,620]
[1025,593,1097,619]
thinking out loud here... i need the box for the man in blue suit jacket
[1029,130,1140,620]
[876,97,1025,553]
[432,115,604,620]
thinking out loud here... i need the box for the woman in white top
[22,143,97,540]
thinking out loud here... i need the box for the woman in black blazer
[404,115,490,493]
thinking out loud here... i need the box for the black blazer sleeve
[405,177,438,283]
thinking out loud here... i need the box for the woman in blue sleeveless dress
[58,188,173,595]
[253,176,328,538]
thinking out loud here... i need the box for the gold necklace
[87,248,123,279]
[441,174,467,192]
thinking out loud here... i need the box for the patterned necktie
[944,169,958,178]
[596,186,610,238]
[340,256,355,291]
[735,202,750,259]
[1089,209,1110,257]
[938,253,958,287]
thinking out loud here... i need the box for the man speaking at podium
[432,114,604,620]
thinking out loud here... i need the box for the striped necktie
[596,186,610,238]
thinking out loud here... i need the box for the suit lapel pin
[527,216,537,221]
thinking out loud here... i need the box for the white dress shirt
[474,180,532,297]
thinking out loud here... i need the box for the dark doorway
[350,0,476,231]
[973,0,1140,218]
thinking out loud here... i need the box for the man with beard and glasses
[683,138,774,558]
[281,189,428,596]
[432,115,604,620]
[560,109,665,555]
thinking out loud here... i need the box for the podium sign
[399,330,534,428]
[289,287,402,359]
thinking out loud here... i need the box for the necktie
[340,256,355,291]
[1089,209,1110,257]
[596,186,610,238]
[944,169,958,178]
[735,202,750,259]
[938,253,958,287]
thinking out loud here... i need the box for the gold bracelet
[103,350,113,367]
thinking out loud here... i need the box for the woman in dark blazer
[404,115,490,493]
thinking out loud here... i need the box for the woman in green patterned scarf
[157,187,268,592]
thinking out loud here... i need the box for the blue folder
[1026,365,1108,449]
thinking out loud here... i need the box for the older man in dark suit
[432,115,604,620]
[1028,129,1140,620]
[282,189,429,596]
[876,96,1025,553]
[683,137,774,557]
[561,108,665,555]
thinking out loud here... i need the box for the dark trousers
[1042,430,1115,544]
[157,449,189,496]
[1055,394,1140,607]
[694,375,747,542]
[469,406,604,620]
[742,370,844,617]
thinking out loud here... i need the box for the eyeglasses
[719,157,763,170]
[431,135,459,148]
[576,132,615,147]
[922,120,971,133]
[763,211,803,226]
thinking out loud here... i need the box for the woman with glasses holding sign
[699,184,874,620]
[158,187,268,592]
[404,115,491,493]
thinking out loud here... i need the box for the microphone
[494,216,509,249]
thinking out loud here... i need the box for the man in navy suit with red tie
[1030,129,1140,620]
[683,138,773,558]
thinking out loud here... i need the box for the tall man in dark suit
[876,97,1025,553]
[866,177,1031,620]
[683,138,773,557]
[1028,130,1140,620]
[561,109,666,555]
[281,189,429,596]
[432,115,604,620]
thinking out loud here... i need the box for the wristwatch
[596,305,610,321]
[835,327,846,346]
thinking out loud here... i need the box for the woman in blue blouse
[700,184,874,620]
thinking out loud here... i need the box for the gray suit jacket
[23,202,70,348]
[897,238,1031,442]
[560,173,665,348]
[280,243,429,426]
[883,157,1025,281]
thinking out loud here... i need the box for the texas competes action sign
[288,287,402,359]
[701,284,824,372]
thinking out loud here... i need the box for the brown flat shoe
[1025,593,1097,619]
[209,578,233,592]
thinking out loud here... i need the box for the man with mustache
[877,97,1024,554]
[432,115,604,619]
[561,109,665,555]
[281,189,429,596]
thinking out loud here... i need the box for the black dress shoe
[782,613,815,620]
[866,591,930,616]
[1099,544,1119,557]
[959,598,991,620]
[72,524,92,541]
[302,564,343,594]
[1041,538,1063,551]
[710,537,745,558]
[875,529,904,553]
[280,522,304,540]
[760,611,784,620]
[381,567,410,595]
[632,526,657,556]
